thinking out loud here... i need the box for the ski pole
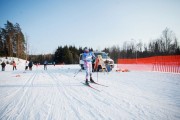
[97,70,98,82]
[74,69,81,77]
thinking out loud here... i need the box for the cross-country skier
[25,61,29,70]
[44,60,48,70]
[12,61,17,70]
[28,60,33,71]
[82,47,96,85]
[1,61,6,71]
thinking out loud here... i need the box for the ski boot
[85,79,89,85]
[90,77,95,83]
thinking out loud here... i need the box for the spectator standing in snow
[28,60,33,70]
[25,61,29,70]
[12,61,17,70]
[53,61,55,66]
[44,60,47,70]
[82,47,96,85]
[36,62,39,68]
[1,61,6,71]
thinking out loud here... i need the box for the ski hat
[84,47,89,52]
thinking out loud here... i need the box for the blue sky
[0,0,180,54]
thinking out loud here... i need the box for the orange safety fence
[117,55,180,73]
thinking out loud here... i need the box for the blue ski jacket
[82,52,95,63]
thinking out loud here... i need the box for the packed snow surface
[0,59,180,120]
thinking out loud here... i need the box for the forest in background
[0,21,26,59]
[103,27,180,63]
[30,27,180,64]
[1,21,180,64]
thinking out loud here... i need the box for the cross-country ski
[81,82,101,92]
[90,81,108,87]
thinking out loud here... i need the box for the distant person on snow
[44,60,48,70]
[28,60,33,70]
[25,61,29,70]
[1,61,6,71]
[82,47,96,85]
[36,62,39,68]
[12,61,17,70]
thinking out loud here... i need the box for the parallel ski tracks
[45,70,105,120]
[0,71,38,120]
[45,71,82,120]
[0,69,108,120]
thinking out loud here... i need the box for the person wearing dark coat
[44,60,48,70]
[1,61,6,71]
[28,61,33,71]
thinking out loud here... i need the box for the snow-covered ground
[0,58,180,120]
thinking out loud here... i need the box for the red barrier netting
[117,55,180,73]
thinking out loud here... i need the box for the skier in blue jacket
[82,47,96,85]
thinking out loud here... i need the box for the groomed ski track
[0,65,180,120]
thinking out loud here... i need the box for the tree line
[0,21,26,59]
[103,28,180,63]
[29,46,92,64]
[48,27,180,64]
[54,45,81,64]
[1,21,179,64]
[29,28,180,64]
